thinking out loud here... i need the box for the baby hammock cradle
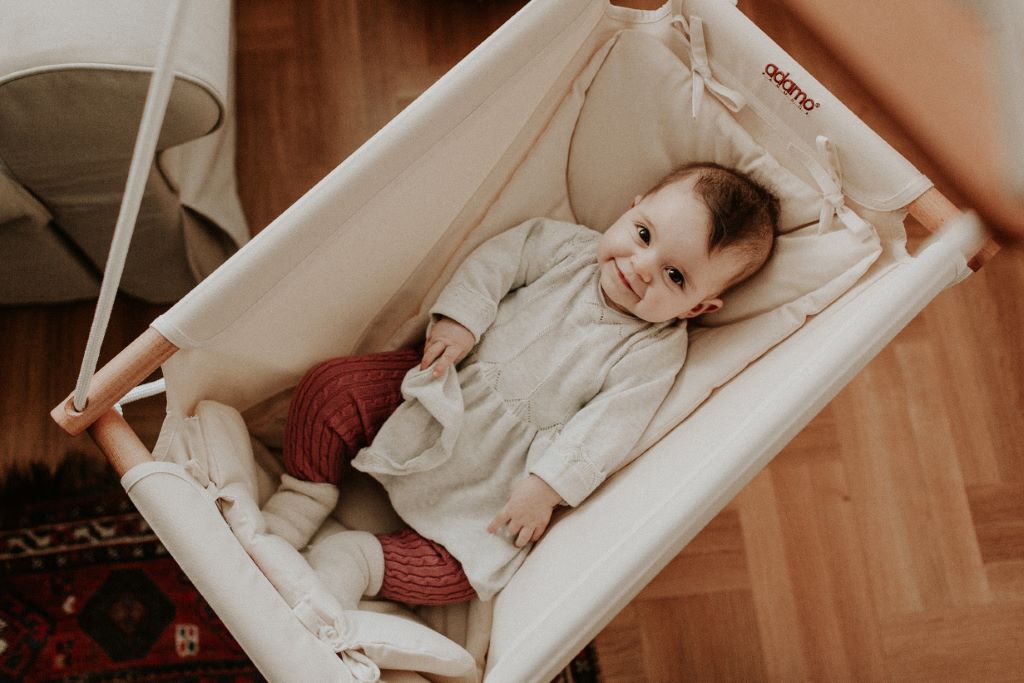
[53,0,996,680]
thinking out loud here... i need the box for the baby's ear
[681,298,723,319]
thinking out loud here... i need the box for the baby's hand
[488,474,563,548]
[421,317,475,379]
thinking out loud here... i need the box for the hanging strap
[72,0,185,412]
[671,14,746,118]
[798,136,873,237]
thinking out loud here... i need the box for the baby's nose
[632,255,653,283]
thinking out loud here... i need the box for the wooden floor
[2,1,1021,680]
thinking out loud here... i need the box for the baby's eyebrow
[637,208,653,229]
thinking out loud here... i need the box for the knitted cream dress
[352,219,688,600]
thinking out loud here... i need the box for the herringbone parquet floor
[2,1,1021,680]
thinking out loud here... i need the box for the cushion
[566,29,881,327]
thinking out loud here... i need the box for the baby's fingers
[421,340,446,370]
[487,511,510,535]
[515,527,534,548]
[431,346,462,378]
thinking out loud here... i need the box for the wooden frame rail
[89,409,157,476]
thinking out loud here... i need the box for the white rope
[113,378,168,416]
[72,0,186,412]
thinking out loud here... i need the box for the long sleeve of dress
[527,325,688,507]
[428,218,586,341]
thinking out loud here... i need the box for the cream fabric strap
[671,14,746,117]
[799,136,874,237]
[72,0,186,412]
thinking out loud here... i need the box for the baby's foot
[261,474,339,549]
[304,530,385,610]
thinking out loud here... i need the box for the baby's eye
[665,267,685,286]
[636,225,651,244]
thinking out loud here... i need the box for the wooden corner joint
[51,327,178,437]
[907,188,1001,271]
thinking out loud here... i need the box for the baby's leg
[376,528,478,605]
[306,527,477,609]
[266,349,477,606]
[282,348,419,482]
[264,349,420,548]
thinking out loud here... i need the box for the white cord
[72,0,186,412]
[120,378,169,407]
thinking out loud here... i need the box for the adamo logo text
[763,63,820,114]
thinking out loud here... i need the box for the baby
[260,161,779,609]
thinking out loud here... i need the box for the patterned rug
[0,455,601,682]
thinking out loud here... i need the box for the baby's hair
[646,162,780,290]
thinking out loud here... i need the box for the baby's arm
[487,474,563,548]
[427,219,581,343]
[528,327,689,510]
[421,219,582,378]
[487,329,688,547]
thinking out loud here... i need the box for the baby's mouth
[615,261,639,298]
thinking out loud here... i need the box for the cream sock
[261,474,339,549]
[304,530,385,610]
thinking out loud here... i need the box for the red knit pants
[283,349,478,606]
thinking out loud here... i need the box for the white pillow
[566,29,880,327]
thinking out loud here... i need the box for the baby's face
[597,177,745,323]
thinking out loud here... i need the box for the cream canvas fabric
[680,0,930,213]
[136,1,947,680]
[155,19,883,677]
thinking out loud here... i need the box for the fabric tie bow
[671,14,746,118]
[802,136,873,236]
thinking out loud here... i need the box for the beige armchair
[0,0,248,304]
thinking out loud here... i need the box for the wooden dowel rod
[907,187,1001,271]
[52,327,178,437]
[966,239,1002,272]
[89,409,155,477]
[907,187,959,232]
